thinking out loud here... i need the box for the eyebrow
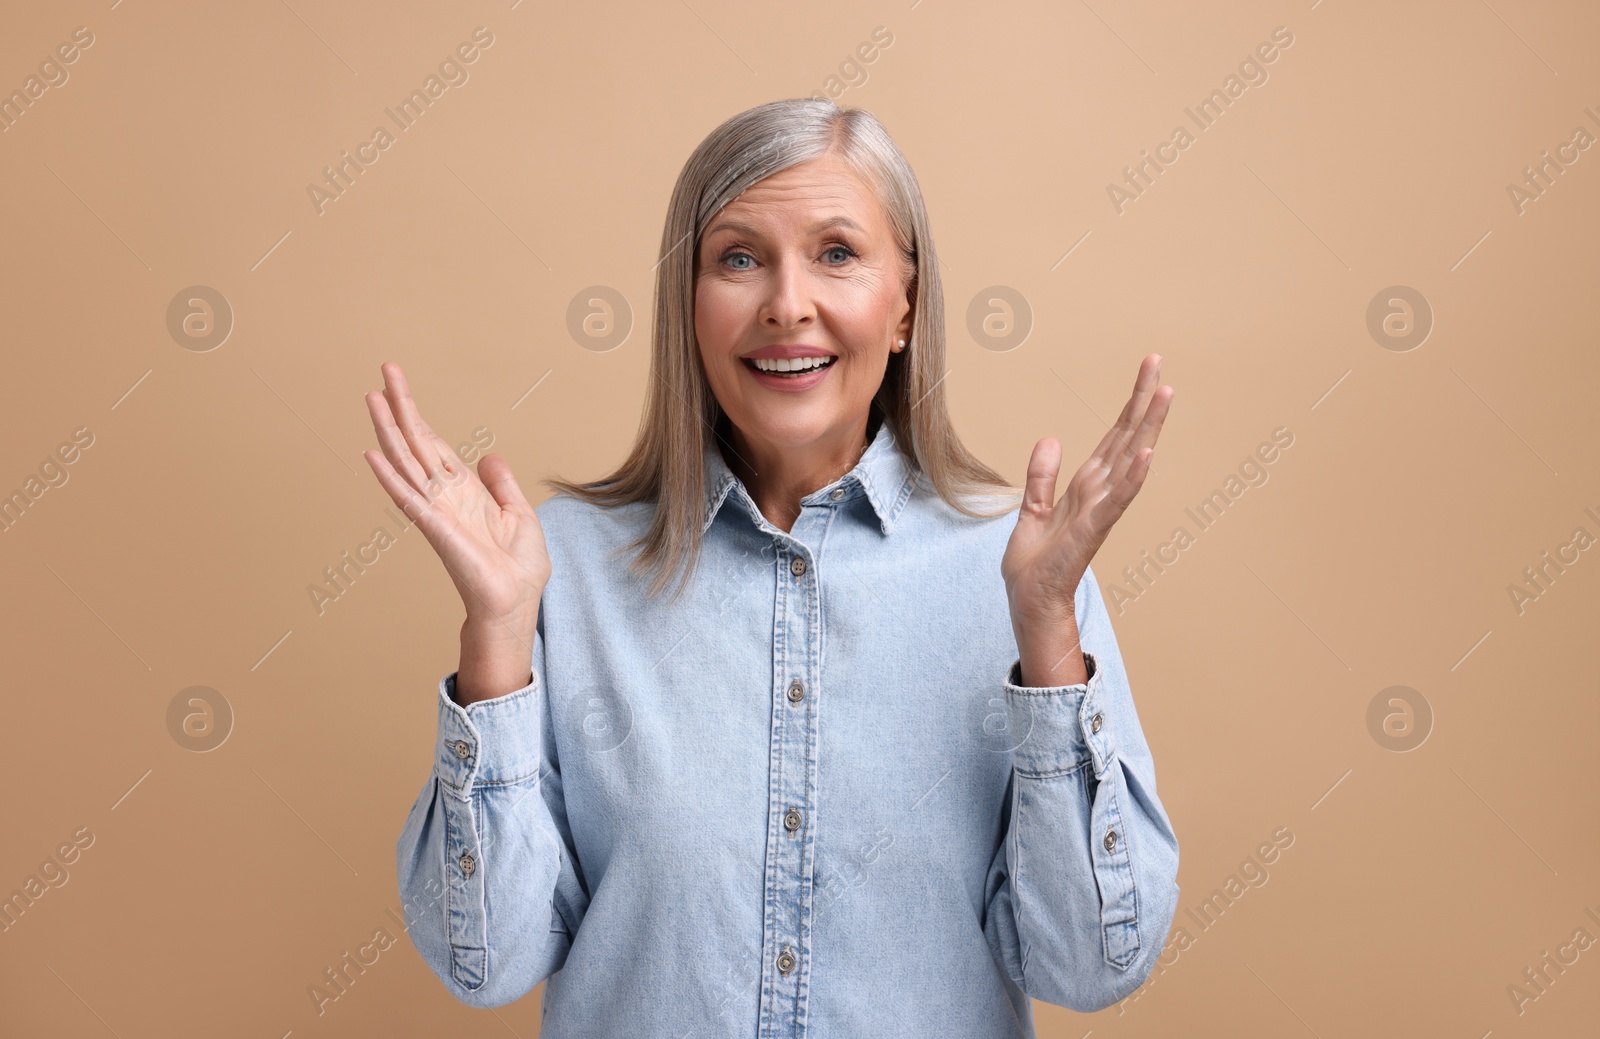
[703,215,866,240]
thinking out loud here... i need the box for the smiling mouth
[743,356,838,377]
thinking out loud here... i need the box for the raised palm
[362,362,550,642]
[1002,353,1172,630]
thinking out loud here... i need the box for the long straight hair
[542,98,1022,602]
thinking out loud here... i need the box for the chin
[731,411,845,445]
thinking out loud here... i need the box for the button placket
[1081,668,1114,777]
[1089,770,1140,968]
[760,519,827,1027]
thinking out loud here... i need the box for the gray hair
[543,97,1021,602]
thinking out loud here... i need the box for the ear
[894,312,913,351]
[897,263,917,347]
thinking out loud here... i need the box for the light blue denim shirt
[395,417,1180,1035]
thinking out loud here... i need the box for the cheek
[695,282,742,350]
[834,282,898,345]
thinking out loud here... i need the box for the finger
[366,389,431,494]
[382,362,452,481]
[1087,353,1162,471]
[363,448,456,547]
[477,454,534,515]
[1089,447,1154,538]
[1104,352,1162,457]
[1108,383,1174,488]
[369,389,472,502]
[1021,437,1061,516]
[1107,445,1157,513]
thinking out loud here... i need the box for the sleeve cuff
[433,670,544,796]
[1002,650,1115,778]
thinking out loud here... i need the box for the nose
[759,254,815,332]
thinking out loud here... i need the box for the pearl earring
[896,338,906,351]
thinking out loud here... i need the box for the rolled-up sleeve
[394,613,589,1008]
[982,562,1180,1012]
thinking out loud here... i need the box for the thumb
[477,453,533,515]
[1021,437,1061,515]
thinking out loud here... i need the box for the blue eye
[717,244,856,270]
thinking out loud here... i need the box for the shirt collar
[702,418,919,536]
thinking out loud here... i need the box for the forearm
[397,670,577,1007]
[987,563,1181,1010]
[1014,611,1087,687]
[456,615,536,705]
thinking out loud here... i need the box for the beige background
[2,0,1597,1035]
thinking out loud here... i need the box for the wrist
[462,601,538,646]
[1014,613,1085,688]
[456,616,536,706]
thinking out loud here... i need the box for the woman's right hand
[363,362,550,651]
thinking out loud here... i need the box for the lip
[741,353,837,393]
[740,344,836,360]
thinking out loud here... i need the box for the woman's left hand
[1002,353,1174,642]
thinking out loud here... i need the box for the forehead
[708,153,886,234]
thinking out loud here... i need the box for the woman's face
[695,152,913,454]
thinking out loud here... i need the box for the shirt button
[787,679,805,704]
[829,487,846,501]
[784,807,802,833]
[1103,829,1117,853]
[459,851,476,877]
[1090,713,1103,734]
[777,946,796,975]
[790,556,807,577]
[448,739,470,760]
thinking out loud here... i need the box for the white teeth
[750,355,833,372]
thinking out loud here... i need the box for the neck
[724,412,877,534]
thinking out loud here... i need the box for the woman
[367,98,1178,1035]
